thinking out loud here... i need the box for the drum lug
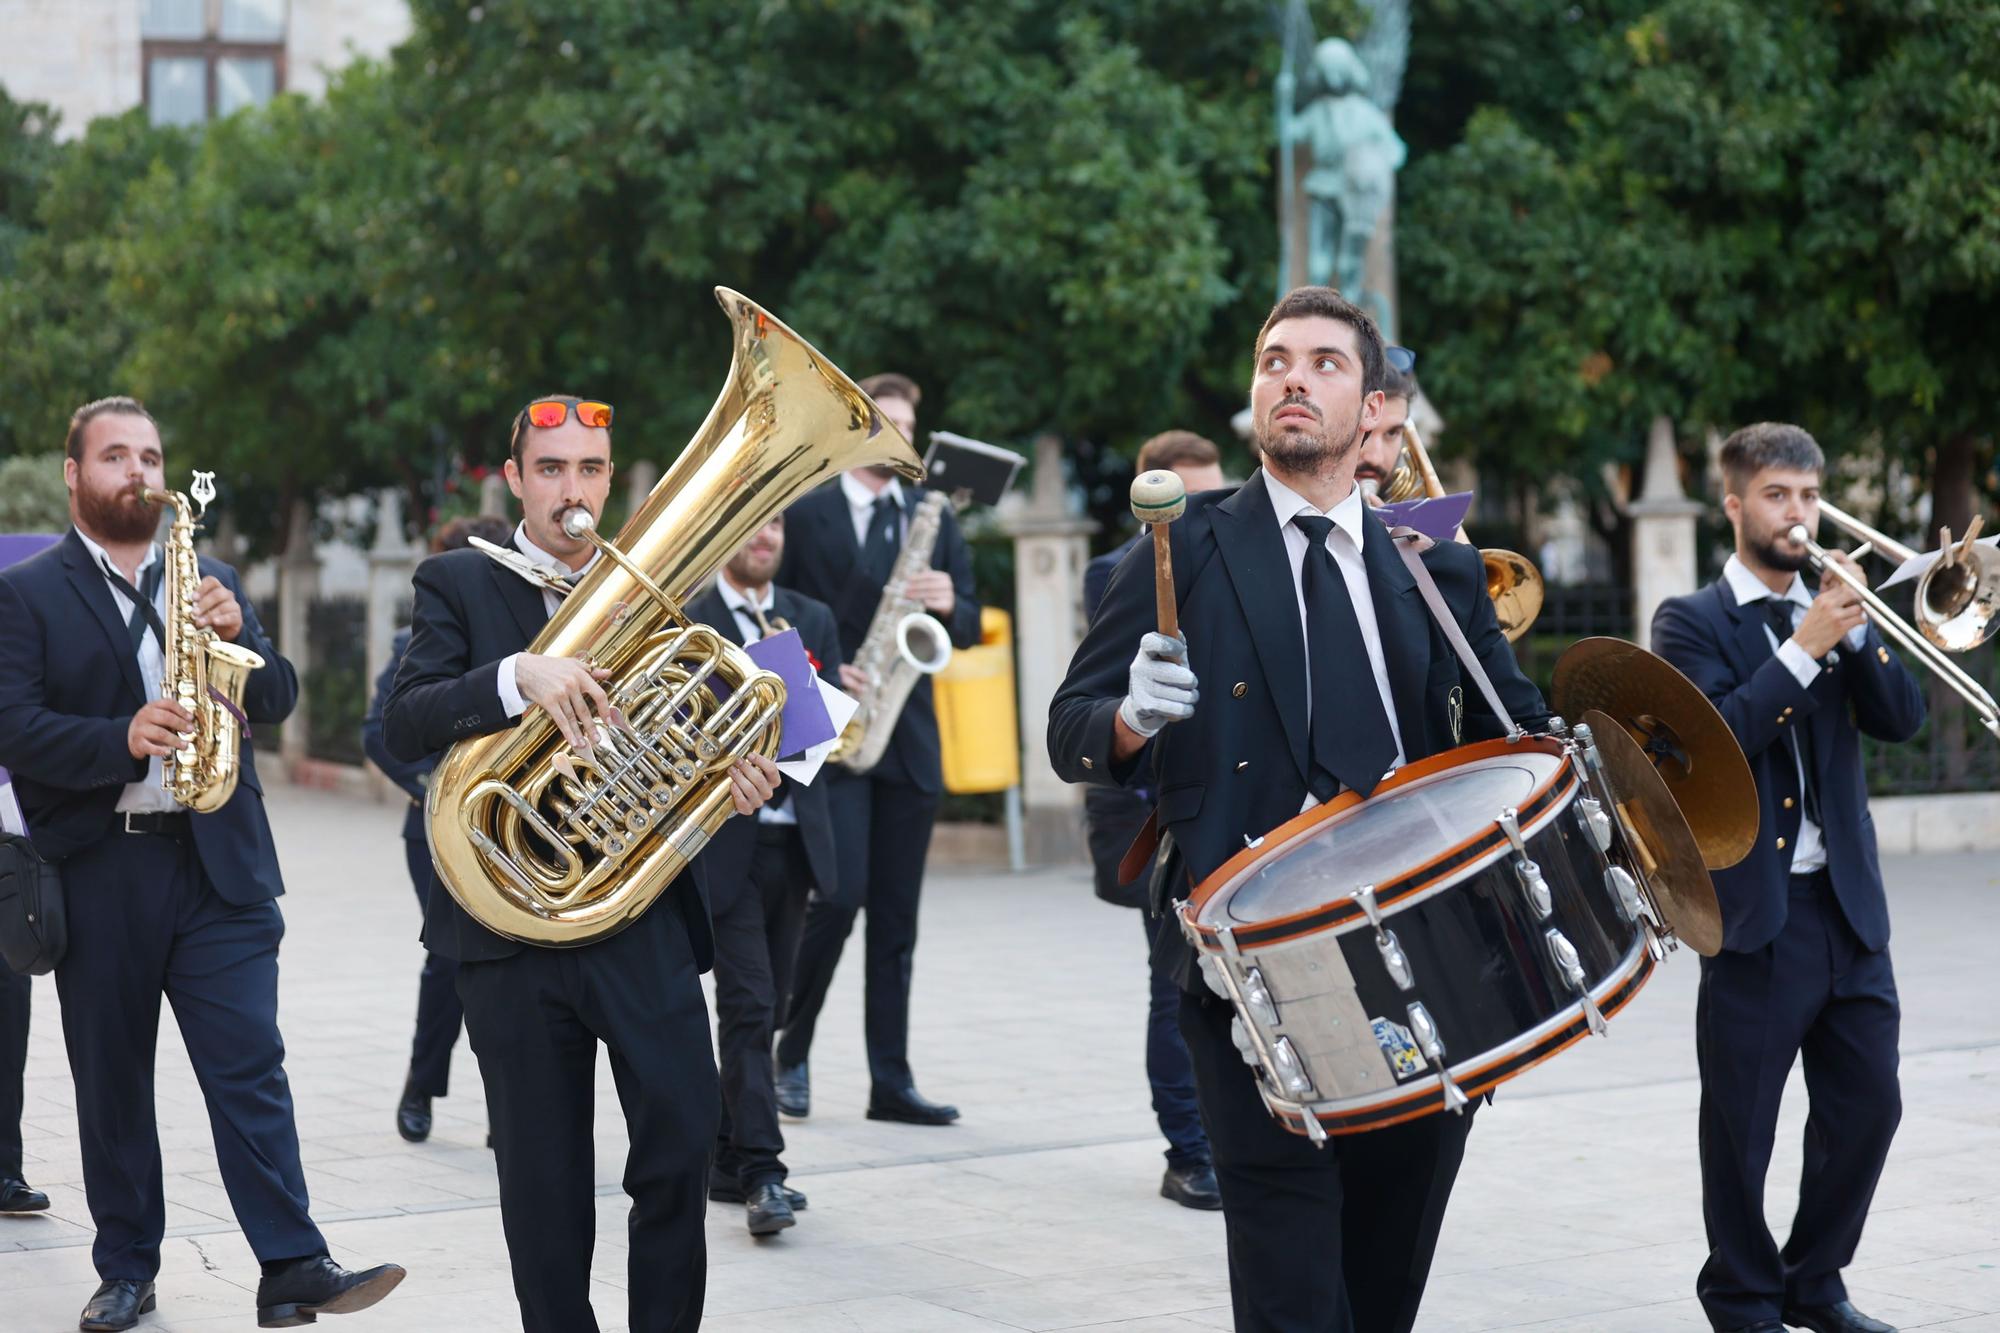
[1499,809,1552,919]
[1604,864,1643,924]
[1375,928,1415,992]
[1196,954,1233,1000]
[1241,967,1280,1029]
[1229,1015,1259,1065]
[1405,1002,1469,1115]
[1268,1035,1315,1098]
[1576,795,1614,853]
[1546,929,1609,1037]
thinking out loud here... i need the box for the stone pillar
[623,459,659,516]
[364,489,420,792]
[1628,415,1704,651]
[277,498,321,772]
[478,473,510,518]
[997,435,1098,864]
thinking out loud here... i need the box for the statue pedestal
[278,499,320,773]
[998,436,1097,865]
[1629,416,1703,651]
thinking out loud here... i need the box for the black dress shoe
[0,1174,50,1212]
[745,1182,797,1236]
[1725,1323,1785,1333]
[79,1279,155,1332]
[774,1061,809,1118]
[1781,1301,1897,1333]
[255,1254,406,1328]
[395,1083,433,1143]
[708,1175,807,1210]
[866,1085,960,1125]
[1160,1162,1223,1211]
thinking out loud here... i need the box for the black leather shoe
[79,1279,155,1331]
[708,1175,807,1210]
[745,1182,796,1237]
[1781,1301,1897,1333]
[0,1174,50,1212]
[255,1254,406,1328]
[1160,1162,1223,1211]
[1725,1323,1785,1333]
[395,1083,432,1143]
[866,1085,960,1125]
[774,1061,809,1118]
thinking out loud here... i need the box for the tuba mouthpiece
[562,507,597,539]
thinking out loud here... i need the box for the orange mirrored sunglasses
[526,399,614,430]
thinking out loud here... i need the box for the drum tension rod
[1355,886,1416,992]
[1498,809,1553,920]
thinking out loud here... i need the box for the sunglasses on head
[1385,345,1417,375]
[526,399,614,430]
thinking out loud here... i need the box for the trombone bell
[1483,550,1545,644]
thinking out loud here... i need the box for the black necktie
[859,492,901,588]
[1292,514,1398,801]
[1764,598,1822,826]
[101,555,165,652]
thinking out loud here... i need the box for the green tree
[0,454,70,532]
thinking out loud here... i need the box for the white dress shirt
[714,572,796,826]
[1721,554,1867,875]
[74,527,178,814]
[495,521,602,718]
[1262,474,1407,808]
[840,471,907,548]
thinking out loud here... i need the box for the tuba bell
[425,289,925,946]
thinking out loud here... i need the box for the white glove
[1118,632,1199,739]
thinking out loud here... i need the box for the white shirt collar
[1723,552,1811,609]
[715,571,773,615]
[839,470,902,516]
[512,520,599,579]
[1262,470,1368,551]
[74,526,160,582]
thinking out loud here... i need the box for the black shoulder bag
[0,831,65,975]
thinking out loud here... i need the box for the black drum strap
[1390,528,1523,741]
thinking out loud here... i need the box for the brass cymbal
[1581,709,1724,957]
[1553,637,1757,869]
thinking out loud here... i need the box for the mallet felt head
[1130,470,1187,526]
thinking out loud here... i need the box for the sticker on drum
[1205,748,1568,927]
[1370,1017,1428,1081]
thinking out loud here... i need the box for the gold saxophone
[425,288,924,947]
[136,472,266,813]
[829,488,953,773]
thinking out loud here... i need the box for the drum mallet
[1131,470,1187,641]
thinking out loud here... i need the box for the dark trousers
[455,899,716,1333]
[776,772,939,1091]
[54,828,323,1279]
[1141,911,1209,1169]
[1182,989,1473,1333]
[1,960,27,1179]
[402,836,463,1098]
[1696,870,1902,1330]
[712,824,811,1191]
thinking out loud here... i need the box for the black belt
[1788,866,1831,896]
[119,811,191,839]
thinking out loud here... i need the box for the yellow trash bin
[936,607,1020,794]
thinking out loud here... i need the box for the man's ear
[1722,492,1742,527]
[502,457,524,500]
[63,456,78,495]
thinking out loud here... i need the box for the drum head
[1201,749,1565,926]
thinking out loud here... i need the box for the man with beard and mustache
[685,514,844,1237]
[383,394,779,1332]
[1652,424,1923,1333]
[0,397,406,1330]
[1353,360,1415,503]
[1048,286,1548,1333]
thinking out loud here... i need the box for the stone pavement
[3,782,1997,1332]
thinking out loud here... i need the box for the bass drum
[1179,734,1654,1140]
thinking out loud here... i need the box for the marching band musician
[771,372,982,1127]
[0,958,41,1217]
[0,398,406,1331]
[1081,430,1226,1213]
[686,514,845,1236]
[1652,424,1924,1333]
[1049,288,1549,1333]
[1353,359,1416,503]
[382,395,778,1333]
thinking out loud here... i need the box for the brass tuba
[426,288,924,946]
[136,472,265,813]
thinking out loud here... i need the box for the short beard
[1254,408,1363,480]
[76,479,162,545]
[726,551,779,588]
[1749,526,1810,574]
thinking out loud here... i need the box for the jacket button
[1081,757,1094,770]
[1776,836,1788,850]
[1783,797,1795,810]
[1782,706,1793,716]
[1233,682,1248,698]
[1235,761,1249,772]
[1878,646,1890,664]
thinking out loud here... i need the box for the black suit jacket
[1083,532,1144,625]
[774,481,982,793]
[1651,579,1925,954]
[0,529,295,902]
[380,546,714,968]
[361,625,431,843]
[1049,471,1549,984]
[684,582,844,899]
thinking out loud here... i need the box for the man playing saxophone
[382,394,777,1333]
[772,372,983,1126]
[0,397,406,1332]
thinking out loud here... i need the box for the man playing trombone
[1652,422,1925,1333]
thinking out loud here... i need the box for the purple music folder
[0,533,59,570]
[743,629,836,760]
[1375,491,1473,543]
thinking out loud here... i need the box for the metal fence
[1858,583,2000,796]
[305,595,369,766]
[1510,582,1635,706]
